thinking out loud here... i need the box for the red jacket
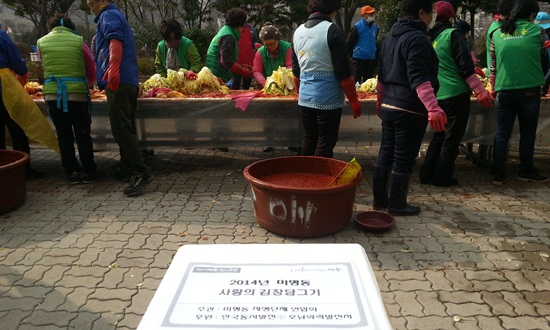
[237,24,257,66]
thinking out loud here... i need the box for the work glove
[474,67,486,78]
[184,70,197,80]
[466,73,493,109]
[340,76,362,119]
[544,40,550,49]
[294,77,300,94]
[376,81,385,118]
[102,39,122,91]
[416,81,447,132]
[229,63,252,79]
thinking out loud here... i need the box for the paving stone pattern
[1,144,549,330]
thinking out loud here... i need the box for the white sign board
[138,244,393,330]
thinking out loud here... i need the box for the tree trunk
[38,0,47,38]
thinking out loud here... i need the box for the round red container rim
[0,150,29,171]
[243,156,363,193]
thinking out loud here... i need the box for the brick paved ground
[1,143,549,329]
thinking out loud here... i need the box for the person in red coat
[232,7,258,90]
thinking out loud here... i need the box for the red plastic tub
[0,150,29,214]
[243,156,362,238]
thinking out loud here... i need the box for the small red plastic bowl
[354,211,395,232]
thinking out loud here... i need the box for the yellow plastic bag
[329,158,362,186]
[0,68,59,154]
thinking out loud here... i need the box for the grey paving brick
[416,291,447,317]
[481,291,517,317]
[501,316,550,329]
[405,316,456,330]
[394,291,424,317]
[0,310,31,329]
[58,287,95,312]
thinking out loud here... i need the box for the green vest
[493,20,545,91]
[37,26,88,96]
[432,28,470,100]
[156,37,192,75]
[259,40,291,77]
[206,25,240,82]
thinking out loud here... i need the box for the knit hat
[259,23,281,41]
[435,1,455,22]
[361,5,376,15]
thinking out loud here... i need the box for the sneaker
[82,170,105,183]
[518,168,548,183]
[492,173,507,185]
[68,171,82,184]
[110,165,132,182]
[123,172,154,196]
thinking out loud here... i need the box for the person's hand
[476,89,494,108]
[184,70,197,80]
[16,72,29,87]
[102,39,122,91]
[230,63,253,79]
[255,43,261,49]
[350,99,362,119]
[376,97,382,118]
[428,108,447,132]
[293,77,300,94]
[217,77,225,85]
[544,40,550,49]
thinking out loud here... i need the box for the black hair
[401,0,435,19]
[48,13,76,31]
[225,7,247,28]
[159,19,182,40]
[496,0,514,17]
[308,0,342,15]
[501,0,539,34]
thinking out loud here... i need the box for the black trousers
[300,106,342,158]
[0,94,32,170]
[375,108,428,174]
[47,100,96,174]
[231,74,252,90]
[420,92,470,183]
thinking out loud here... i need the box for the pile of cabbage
[264,67,296,96]
[141,67,228,96]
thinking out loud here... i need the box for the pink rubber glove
[376,81,385,118]
[416,81,447,132]
[466,73,493,108]
[340,76,361,118]
[470,51,481,64]
[102,39,122,91]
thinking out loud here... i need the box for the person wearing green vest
[489,0,549,185]
[205,7,252,83]
[154,19,202,78]
[37,14,102,184]
[420,1,493,187]
[485,0,513,78]
[253,23,293,87]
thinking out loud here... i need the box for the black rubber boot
[372,166,390,210]
[388,172,421,216]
